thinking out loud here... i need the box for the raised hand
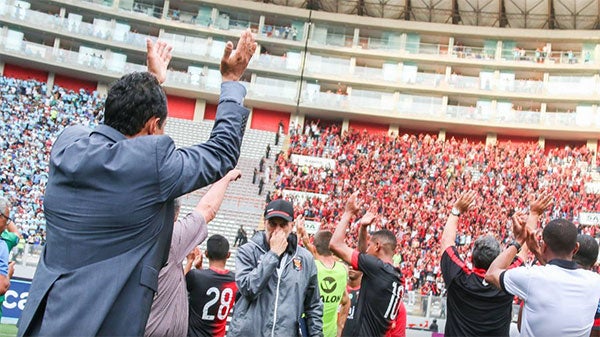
[296,216,307,238]
[146,39,173,84]
[225,169,242,182]
[344,191,361,216]
[454,190,477,214]
[511,211,529,243]
[221,29,257,82]
[530,192,552,215]
[526,228,545,265]
[358,204,378,227]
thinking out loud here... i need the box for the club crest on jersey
[293,257,302,271]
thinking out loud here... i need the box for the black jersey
[441,246,523,337]
[342,251,403,337]
[343,285,361,334]
[186,267,237,337]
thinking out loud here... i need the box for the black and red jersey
[343,284,361,334]
[441,246,523,337]
[342,251,403,337]
[186,267,237,337]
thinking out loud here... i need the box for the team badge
[293,258,303,271]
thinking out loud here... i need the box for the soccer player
[330,192,405,336]
[186,234,237,337]
[339,265,362,333]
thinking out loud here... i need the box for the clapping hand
[344,191,362,216]
[530,192,552,216]
[221,29,257,82]
[454,191,477,214]
[358,204,378,227]
[225,169,242,182]
[146,39,173,84]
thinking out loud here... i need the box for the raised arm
[521,192,552,263]
[357,204,377,253]
[485,213,531,289]
[296,216,316,256]
[330,191,361,264]
[196,169,241,223]
[440,191,477,253]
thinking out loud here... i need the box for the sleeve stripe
[499,270,507,292]
[446,246,470,275]
[351,250,360,270]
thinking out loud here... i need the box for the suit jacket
[17,82,249,337]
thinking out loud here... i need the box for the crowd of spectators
[0,76,103,251]
[1,75,599,296]
[270,122,600,294]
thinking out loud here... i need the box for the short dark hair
[573,234,599,269]
[542,218,578,256]
[103,72,167,136]
[371,230,397,253]
[313,231,332,256]
[206,234,230,261]
[472,235,501,270]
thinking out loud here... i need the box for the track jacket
[229,231,323,337]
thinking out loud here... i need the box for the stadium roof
[247,0,600,29]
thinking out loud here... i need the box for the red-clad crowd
[269,123,600,294]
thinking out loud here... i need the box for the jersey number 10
[384,282,403,320]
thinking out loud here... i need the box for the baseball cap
[264,199,294,222]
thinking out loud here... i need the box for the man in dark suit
[17,31,257,337]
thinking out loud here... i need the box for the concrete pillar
[59,7,66,18]
[448,37,454,56]
[292,113,305,132]
[162,0,170,19]
[486,132,497,146]
[246,107,253,130]
[112,0,120,9]
[349,57,356,75]
[303,22,309,41]
[495,40,502,60]
[445,66,452,83]
[438,129,446,142]
[258,15,265,35]
[538,136,545,149]
[96,82,108,97]
[193,98,206,122]
[0,61,5,76]
[441,96,448,117]
[342,118,350,133]
[543,72,549,94]
[211,8,219,28]
[388,124,399,136]
[490,100,498,121]
[399,33,407,51]
[544,42,551,64]
[352,28,359,48]
[47,73,55,90]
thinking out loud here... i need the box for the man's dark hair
[573,234,599,269]
[206,234,230,261]
[542,218,578,256]
[472,235,501,270]
[371,230,397,254]
[103,72,167,136]
[313,230,332,256]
